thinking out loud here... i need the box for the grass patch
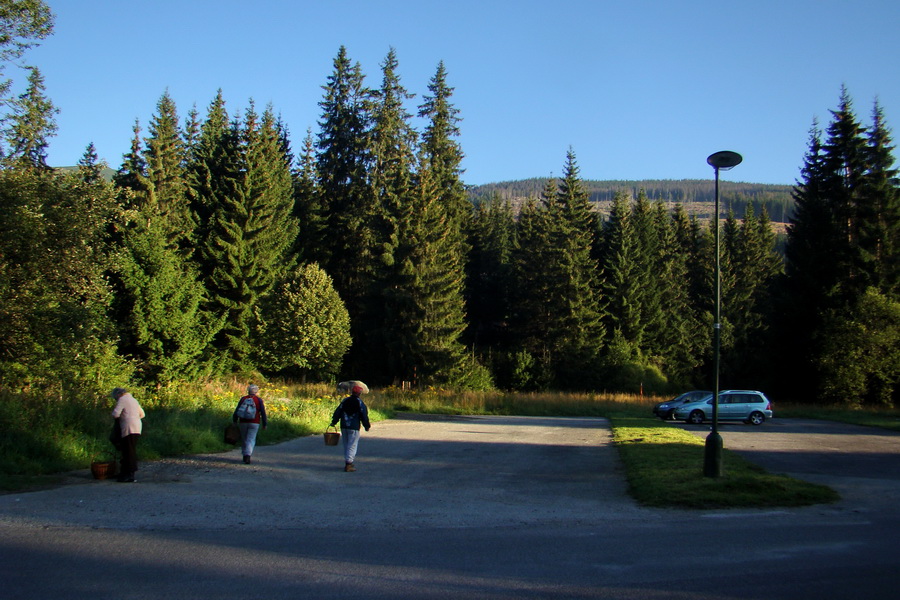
[611,416,839,508]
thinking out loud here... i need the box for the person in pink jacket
[111,387,145,483]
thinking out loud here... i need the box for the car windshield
[675,391,711,402]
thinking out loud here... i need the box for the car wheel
[688,410,705,425]
[748,411,765,426]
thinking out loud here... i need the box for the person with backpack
[329,384,371,472]
[232,384,267,464]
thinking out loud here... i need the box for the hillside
[467,178,795,224]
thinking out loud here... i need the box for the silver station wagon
[673,390,773,425]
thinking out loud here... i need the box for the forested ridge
[470,179,795,223]
[0,2,897,411]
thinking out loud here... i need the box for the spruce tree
[77,142,103,184]
[315,46,374,293]
[367,48,419,381]
[510,195,554,387]
[782,89,900,403]
[143,90,193,252]
[819,88,871,304]
[314,47,377,376]
[723,204,782,386]
[418,60,469,257]
[601,191,641,355]
[408,155,474,386]
[113,120,149,201]
[116,207,218,383]
[552,151,604,370]
[412,59,474,387]
[654,203,706,385]
[511,152,603,388]
[292,128,325,264]
[111,95,220,382]
[860,102,900,297]
[185,90,232,267]
[629,190,665,357]
[2,65,55,169]
[465,193,515,350]
[201,102,298,371]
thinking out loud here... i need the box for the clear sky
[23,0,900,186]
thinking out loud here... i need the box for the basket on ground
[91,460,118,480]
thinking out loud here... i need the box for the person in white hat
[329,384,371,471]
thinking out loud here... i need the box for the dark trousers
[120,433,140,476]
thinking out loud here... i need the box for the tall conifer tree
[200,102,298,371]
[860,102,900,297]
[369,48,419,381]
[111,94,218,381]
[465,194,515,350]
[292,129,324,264]
[315,46,374,292]
[783,89,900,402]
[2,66,55,169]
[315,47,376,376]
[139,91,194,253]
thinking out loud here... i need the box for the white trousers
[341,428,360,464]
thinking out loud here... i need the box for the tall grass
[372,386,660,417]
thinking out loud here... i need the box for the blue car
[674,390,774,425]
[653,390,712,420]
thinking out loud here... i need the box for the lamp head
[707,151,743,171]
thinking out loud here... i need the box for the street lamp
[704,150,742,478]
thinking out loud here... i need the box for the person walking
[111,387,145,483]
[330,384,371,472]
[233,384,267,464]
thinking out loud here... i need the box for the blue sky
[24,0,900,186]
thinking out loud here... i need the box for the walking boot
[344,462,355,472]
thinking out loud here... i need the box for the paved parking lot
[1,414,899,599]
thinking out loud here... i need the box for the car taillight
[766,402,771,410]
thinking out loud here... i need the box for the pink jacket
[112,393,145,436]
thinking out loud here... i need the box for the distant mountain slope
[55,165,117,181]
[468,178,795,223]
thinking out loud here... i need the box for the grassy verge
[0,379,390,492]
[610,413,838,508]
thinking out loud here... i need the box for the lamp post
[704,150,742,478]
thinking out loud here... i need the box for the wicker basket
[91,460,118,480]
[323,427,340,446]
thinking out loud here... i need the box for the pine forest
[1,4,898,411]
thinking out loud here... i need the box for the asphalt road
[1,414,898,599]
